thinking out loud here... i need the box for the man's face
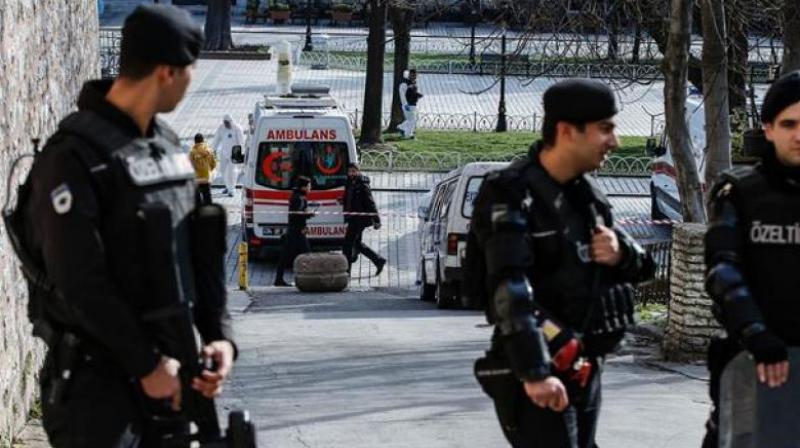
[347,167,358,178]
[764,101,800,167]
[157,64,194,113]
[301,184,311,194]
[224,120,231,129]
[564,118,619,172]
[410,71,417,82]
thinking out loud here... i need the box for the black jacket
[471,151,654,380]
[288,189,313,231]
[25,80,234,379]
[344,175,380,228]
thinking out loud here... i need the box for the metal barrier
[359,150,653,176]
[635,239,672,305]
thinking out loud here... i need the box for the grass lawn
[382,130,649,158]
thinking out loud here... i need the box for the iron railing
[358,150,652,176]
[636,239,672,305]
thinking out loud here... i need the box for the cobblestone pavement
[161,58,665,141]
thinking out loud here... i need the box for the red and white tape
[251,210,677,227]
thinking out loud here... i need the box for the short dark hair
[541,117,586,147]
[118,47,160,80]
[295,176,311,189]
[347,162,360,170]
[194,133,204,143]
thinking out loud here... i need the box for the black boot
[374,258,386,277]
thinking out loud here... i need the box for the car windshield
[255,141,349,190]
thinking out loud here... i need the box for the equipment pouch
[474,352,521,432]
[584,284,636,356]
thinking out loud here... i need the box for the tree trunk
[387,6,414,133]
[782,0,800,74]
[726,0,748,111]
[641,13,705,91]
[702,0,732,200]
[204,0,234,51]
[360,0,387,145]
[664,0,706,223]
[631,23,642,63]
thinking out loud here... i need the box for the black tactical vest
[48,110,198,316]
[405,82,421,106]
[723,165,800,344]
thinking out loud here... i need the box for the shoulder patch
[50,183,73,215]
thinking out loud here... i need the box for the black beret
[543,79,618,124]
[761,70,800,123]
[122,5,204,67]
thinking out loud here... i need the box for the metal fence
[636,240,672,305]
[98,27,779,82]
[359,150,652,176]
[347,109,543,132]
[300,51,667,80]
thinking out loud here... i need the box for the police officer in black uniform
[274,176,314,286]
[342,163,386,275]
[701,71,800,447]
[471,79,655,448]
[24,5,236,447]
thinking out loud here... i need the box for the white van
[418,162,509,309]
[238,86,358,256]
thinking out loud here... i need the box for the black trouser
[701,337,741,448]
[343,223,383,269]
[276,228,311,281]
[41,350,147,448]
[496,360,603,448]
[196,183,212,205]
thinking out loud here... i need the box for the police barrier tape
[258,209,677,227]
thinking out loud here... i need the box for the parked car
[418,162,508,309]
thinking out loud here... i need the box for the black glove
[743,327,788,364]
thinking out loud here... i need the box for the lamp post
[303,0,314,52]
[495,21,507,133]
[468,0,478,65]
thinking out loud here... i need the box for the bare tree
[664,0,706,222]
[360,0,388,145]
[387,4,415,133]
[782,0,800,73]
[204,0,234,51]
[702,0,732,195]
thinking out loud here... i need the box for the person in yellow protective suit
[190,133,217,205]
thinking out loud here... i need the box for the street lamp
[468,0,478,65]
[495,21,507,133]
[304,0,314,52]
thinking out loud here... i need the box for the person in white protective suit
[398,69,423,139]
[211,114,245,196]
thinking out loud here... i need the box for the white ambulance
[238,85,358,256]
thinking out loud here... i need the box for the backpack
[2,111,128,345]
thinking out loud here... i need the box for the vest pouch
[583,283,637,356]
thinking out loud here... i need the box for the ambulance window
[255,141,349,190]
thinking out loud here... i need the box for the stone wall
[663,223,726,362]
[0,1,98,445]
